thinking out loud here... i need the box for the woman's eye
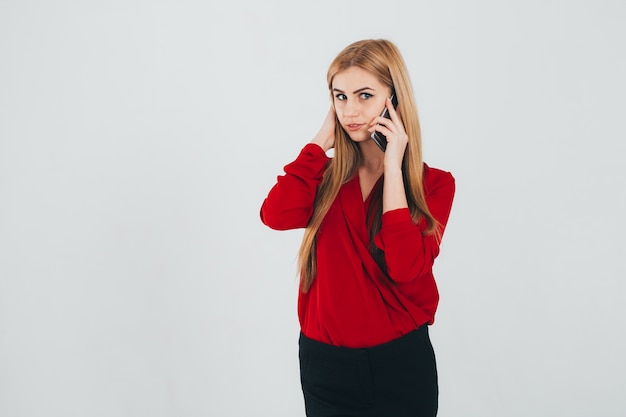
[335,94,347,101]
[360,93,373,100]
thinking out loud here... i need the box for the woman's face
[331,66,392,144]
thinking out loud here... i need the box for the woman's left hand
[368,98,408,171]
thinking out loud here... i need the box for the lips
[346,123,365,132]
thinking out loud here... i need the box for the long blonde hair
[298,39,438,292]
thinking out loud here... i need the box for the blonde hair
[298,39,438,292]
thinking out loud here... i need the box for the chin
[346,131,370,143]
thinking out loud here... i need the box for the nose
[343,99,360,117]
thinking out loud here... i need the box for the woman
[260,39,455,417]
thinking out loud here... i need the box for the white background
[1,1,625,416]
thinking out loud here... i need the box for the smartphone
[370,94,398,151]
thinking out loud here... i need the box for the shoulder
[423,163,455,192]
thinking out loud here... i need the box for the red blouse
[261,144,455,348]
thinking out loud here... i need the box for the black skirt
[299,325,438,417]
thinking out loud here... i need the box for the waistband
[299,325,428,356]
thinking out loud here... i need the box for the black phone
[370,93,398,152]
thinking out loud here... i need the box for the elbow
[386,257,434,284]
[388,267,431,284]
[260,205,310,230]
[260,207,287,230]
[388,269,423,284]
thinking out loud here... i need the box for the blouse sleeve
[373,169,455,283]
[260,144,329,230]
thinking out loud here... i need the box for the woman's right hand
[311,107,336,152]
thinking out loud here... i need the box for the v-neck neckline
[357,172,384,205]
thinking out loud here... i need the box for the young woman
[260,39,455,417]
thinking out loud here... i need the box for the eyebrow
[332,87,376,94]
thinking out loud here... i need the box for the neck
[358,140,384,173]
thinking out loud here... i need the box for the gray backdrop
[1,1,625,416]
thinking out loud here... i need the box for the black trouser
[299,325,438,417]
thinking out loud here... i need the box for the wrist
[384,165,403,177]
[311,135,333,152]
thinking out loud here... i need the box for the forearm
[375,168,456,283]
[382,168,408,213]
[310,107,336,152]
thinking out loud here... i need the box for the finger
[369,120,393,133]
[368,124,393,139]
[385,97,404,126]
[369,116,397,135]
[326,107,338,125]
